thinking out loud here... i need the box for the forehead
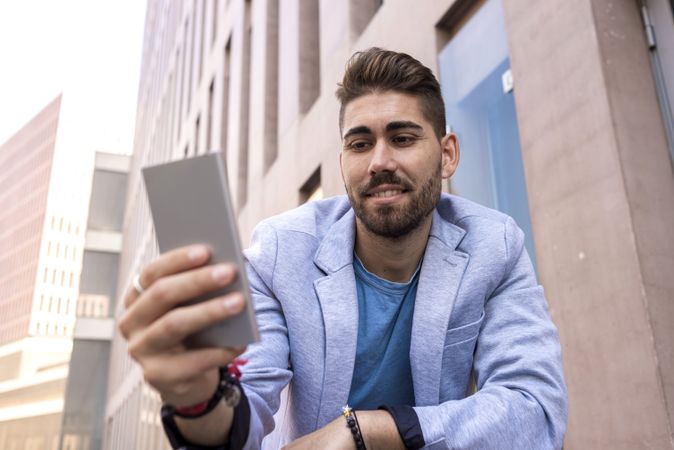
[342,92,429,133]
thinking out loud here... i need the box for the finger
[122,275,148,310]
[124,244,211,309]
[129,292,245,354]
[123,285,139,310]
[119,262,239,338]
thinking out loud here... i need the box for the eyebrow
[343,125,372,140]
[343,121,423,140]
[385,121,423,132]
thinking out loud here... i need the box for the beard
[346,166,442,239]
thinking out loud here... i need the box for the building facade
[0,94,94,449]
[59,152,129,450]
[106,0,674,448]
[0,92,131,449]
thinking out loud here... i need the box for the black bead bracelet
[342,405,367,450]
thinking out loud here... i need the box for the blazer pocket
[439,311,486,401]
[444,310,485,348]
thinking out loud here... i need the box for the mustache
[359,172,413,196]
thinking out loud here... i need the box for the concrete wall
[504,0,674,447]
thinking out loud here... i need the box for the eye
[391,135,418,146]
[345,139,372,152]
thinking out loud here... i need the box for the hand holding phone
[118,243,246,429]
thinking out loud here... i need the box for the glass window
[438,0,537,266]
[300,167,322,204]
[88,170,129,231]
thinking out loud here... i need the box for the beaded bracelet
[342,405,368,450]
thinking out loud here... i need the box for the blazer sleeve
[238,221,294,450]
[413,216,568,449]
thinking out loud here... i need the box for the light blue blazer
[240,194,567,449]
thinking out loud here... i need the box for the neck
[354,214,433,283]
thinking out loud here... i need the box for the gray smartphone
[141,151,259,348]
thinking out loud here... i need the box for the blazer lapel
[411,209,469,406]
[312,210,359,427]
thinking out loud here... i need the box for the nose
[367,139,398,175]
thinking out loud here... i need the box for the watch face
[223,384,241,408]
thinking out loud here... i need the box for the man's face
[339,91,459,239]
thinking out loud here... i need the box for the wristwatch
[160,363,251,450]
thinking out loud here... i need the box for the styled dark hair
[335,47,446,139]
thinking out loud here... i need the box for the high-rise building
[0,90,129,449]
[0,95,74,449]
[0,94,92,449]
[106,0,674,448]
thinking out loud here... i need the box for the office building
[58,152,129,450]
[106,0,674,448]
[0,94,93,449]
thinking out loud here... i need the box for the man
[120,48,568,449]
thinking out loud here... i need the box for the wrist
[174,369,238,418]
[356,410,406,450]
[342,406,367,450]
[164,360,246,419]
[161,360,250,448]
[160,368,219,409]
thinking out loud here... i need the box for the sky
[0,0,147,153]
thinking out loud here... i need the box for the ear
[440,133,460,179]
[339,150,346,183]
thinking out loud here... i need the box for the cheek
[341,159,366,184]
[419,152,443,174]
[396,155,435,181]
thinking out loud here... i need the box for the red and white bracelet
[166,359,247,420]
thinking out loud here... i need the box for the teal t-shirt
[347,255,420,409]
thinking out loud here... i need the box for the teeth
[372,190,402,198]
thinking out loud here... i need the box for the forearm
[175,401,235,446]
[358,410,406,450]
[414,385,566,449]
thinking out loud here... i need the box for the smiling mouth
[368,189,407,198]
